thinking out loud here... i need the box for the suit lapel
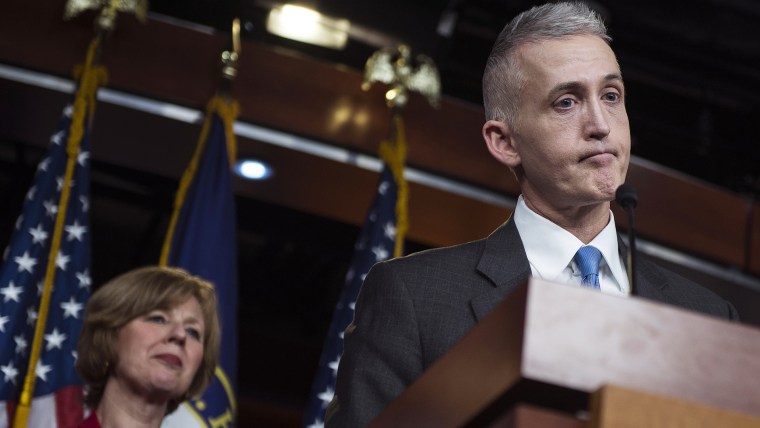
[466,222,673,322]
[470,216,532,321]
[617,235,669,302]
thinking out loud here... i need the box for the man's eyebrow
[548,73,625,97]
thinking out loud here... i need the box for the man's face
[510,34,630,212]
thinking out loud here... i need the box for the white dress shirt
[513,195,630,296]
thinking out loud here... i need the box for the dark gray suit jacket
[326,217,738,427]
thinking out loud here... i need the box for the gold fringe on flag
[13,37,107,428]
[159,96,240,265]
[379,112,409,258]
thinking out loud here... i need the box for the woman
[76,266,221,428]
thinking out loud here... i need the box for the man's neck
[522,194,611,244]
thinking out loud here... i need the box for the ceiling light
[266,4,349,50]
[235,159,273,180]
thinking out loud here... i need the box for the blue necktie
[574,246,602,289]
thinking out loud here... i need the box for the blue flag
[0,100,92,427]
[160,97,238,427]
[303,156,403,428]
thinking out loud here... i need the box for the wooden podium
[369,278,760,427]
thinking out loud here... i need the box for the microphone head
[616,184,638,208]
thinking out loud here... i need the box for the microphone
[616,184,638,295]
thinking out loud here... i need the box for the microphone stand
[616,185,638,295]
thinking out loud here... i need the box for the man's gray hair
[482,2,611,126]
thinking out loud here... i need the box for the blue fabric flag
[303,163,400,428]
[0,102,92,427]
[161,98,238,427]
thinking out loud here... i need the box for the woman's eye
[186,327,202,340]
[146,314,166,323]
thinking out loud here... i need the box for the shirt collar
[513,195,628,290]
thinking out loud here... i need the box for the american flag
[0,102,91,427]
[160,96,239,427]
[303,122,407,428]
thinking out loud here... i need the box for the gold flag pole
[12,2,144,426]
[361,44,441,257]
[160,18,242,267]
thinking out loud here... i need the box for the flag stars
[378,181,390,195]
[0,314,9,332]
[383,221,396,241]
[56,176,75,192]
[371,245,389,262]
[44,328,67,350]
[305,419,324,428]
[27,307,39,326]
[35,360,53,382]
[328,357,340,377]
[77,150,89,166]
[15,335,28,355]
[50,130,65,144]
[14,251,37,274]
[56,250,71,271]
[26,186,37,201]
[65,220,87,242]
[317,386,334,408]
[76,269,91,290]
[29,223,49,245]
[60,297,83,319]
[79,195,89,212]
[1,281,23,303]
[1,361,19,385]
[37,157,51,173]
[43,200,58,218]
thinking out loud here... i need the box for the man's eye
[556,98,575,108]
[603,92,620,102]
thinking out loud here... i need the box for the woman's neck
[97,380,168,428]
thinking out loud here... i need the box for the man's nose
[585,99,611,140]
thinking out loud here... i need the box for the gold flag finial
[64,0,149,31]
[221,18,242,82]
[362,44,441,110]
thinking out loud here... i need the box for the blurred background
[2,0,759,426]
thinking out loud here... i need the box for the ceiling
[150,0,760,197]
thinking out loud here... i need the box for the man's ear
[482,119,520,168]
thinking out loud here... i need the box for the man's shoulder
[391,238,488,266]
[638,255,738,320]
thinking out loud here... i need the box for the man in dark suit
[326,2,738,427]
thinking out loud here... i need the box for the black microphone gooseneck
[615,184,638,295]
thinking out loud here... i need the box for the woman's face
[111,297,205,402]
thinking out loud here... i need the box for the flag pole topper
[359,43,441,258]
[361,44,441,112]
[217,18,242,99]
[64,0,148,34]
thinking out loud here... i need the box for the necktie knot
[574,246,602,289]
